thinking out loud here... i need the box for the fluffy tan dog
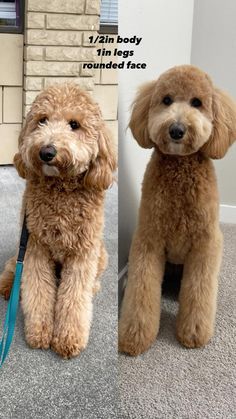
[0,83,117,358]
[119,65,236,355]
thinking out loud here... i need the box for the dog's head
[14,83,117,189]
[129,65,236,158]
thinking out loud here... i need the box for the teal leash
[0,215,29,367]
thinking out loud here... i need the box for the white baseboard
[118,264,128,281]
[220,204,236,224]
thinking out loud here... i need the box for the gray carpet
[119,224,236,418]
[0,166,118,419]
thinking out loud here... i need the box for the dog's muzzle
[39,145,57,162]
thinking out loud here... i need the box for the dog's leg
[51,249,98,358]
[21,240,56,349]
[118,232,165,356]
[0,256,16,300]
[93,241,108,295]
[176,232,223,348]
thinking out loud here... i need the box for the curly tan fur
[119,65,236,355]
[0,83,117,358]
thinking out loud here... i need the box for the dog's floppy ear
[129,81,156,148]
[13,152,27,179]
[83,123,117,190]
[13,124,28,179]
[202,88,236,159]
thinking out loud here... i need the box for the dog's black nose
[39,145,57,162]
[169,123,186,140]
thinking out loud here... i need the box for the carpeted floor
[0,166,118,419]
[119,224,236,419]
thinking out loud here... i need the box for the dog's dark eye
[162,96,173,106]
[191,98,202,108]
[38,117,48,125]
[69,120,80,130]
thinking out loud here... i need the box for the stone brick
[46,14,99,31]
[83,31,98,47]
[24,46,44,61]
[94,39,102,83]
[25,61,80,77]
[23,105,32,118]
[80,63,95,77]
[45,46,96,62]
[28,0,85,14]
[24,77,44,91]
[27,12,45,29]
[24,90,41,105]
[44,77,94,90]
[26,30,82,46]
[85,0,100,14]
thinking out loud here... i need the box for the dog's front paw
[118,320,156,356]
[0,272,14,300]
[176,318,213,348]
[51,329,88,359]
[25,320,53,349]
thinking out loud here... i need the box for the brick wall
[24,0,118,143]
[24,0,100,116]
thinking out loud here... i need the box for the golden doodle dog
[119,65,236,355]
[0,83,117,358]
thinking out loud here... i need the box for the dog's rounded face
[20,84,103,178]
[148,66,215,156]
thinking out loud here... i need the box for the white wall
[191,0,236,207]
[119,0,195,271]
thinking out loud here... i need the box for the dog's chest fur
[141,151,219,263]
[24,179,104,259]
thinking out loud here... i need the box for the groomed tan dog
[119,65,236,355]
[0,83,117,358]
